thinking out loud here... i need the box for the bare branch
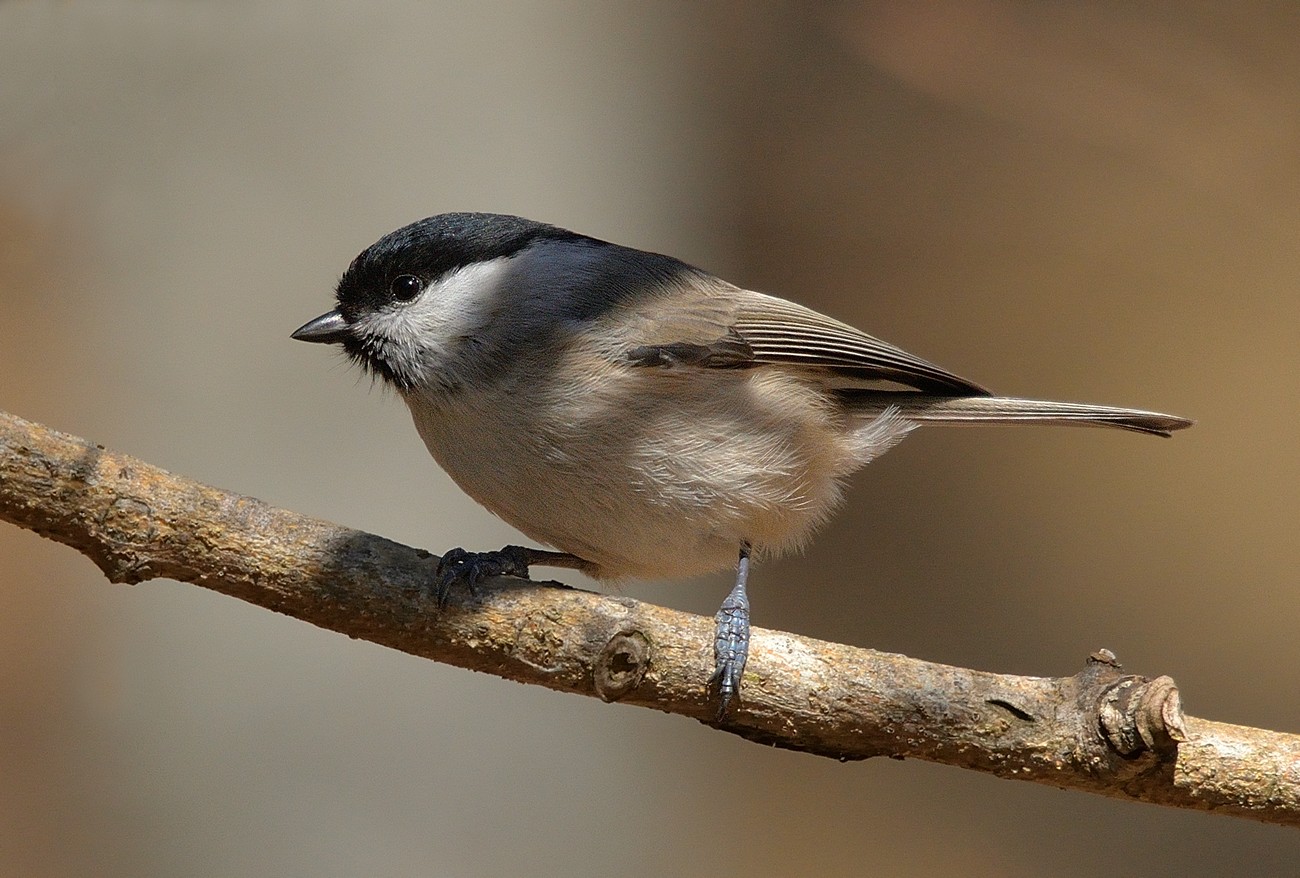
[1,408,1297,826]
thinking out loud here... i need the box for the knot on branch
[1099,673,1188,757]
[593,628,651,702]
[1083,648,1187,762]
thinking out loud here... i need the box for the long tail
[843,391,1193,437]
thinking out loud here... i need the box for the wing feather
[608,264,988,396]
[730,292,989,395]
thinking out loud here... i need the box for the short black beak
[291,309,351,344]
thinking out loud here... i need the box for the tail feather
[843,392,1193,438]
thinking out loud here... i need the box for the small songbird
[292,212,1191,714]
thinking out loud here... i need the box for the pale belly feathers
[404,361,889,580]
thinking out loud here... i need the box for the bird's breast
[403,357,862,580]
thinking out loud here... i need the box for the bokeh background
[3,2,1298,875]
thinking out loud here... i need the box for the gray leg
[710,542,752,718]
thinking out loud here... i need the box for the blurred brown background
[2,2,1298,875]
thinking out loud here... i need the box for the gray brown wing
[624,282,989,396]
[732,292,989,395]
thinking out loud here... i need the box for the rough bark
[2,409,1297,826]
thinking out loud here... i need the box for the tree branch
[2,408,1297,826]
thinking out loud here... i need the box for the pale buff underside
[405,350,914,581]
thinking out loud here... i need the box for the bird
[292,212,1191,716]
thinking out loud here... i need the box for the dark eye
[390,274,424,302]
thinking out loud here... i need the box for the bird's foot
[432,545,593,607]
[433,545,534,607]
[710,602,750,719]
[710,544,752,719]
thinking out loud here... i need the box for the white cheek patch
[350,257,515,383]
[403,256,514,340]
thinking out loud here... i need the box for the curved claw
[433,545,533,607]
[709,653,746,720]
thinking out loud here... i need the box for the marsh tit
[292,212,1191,715]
